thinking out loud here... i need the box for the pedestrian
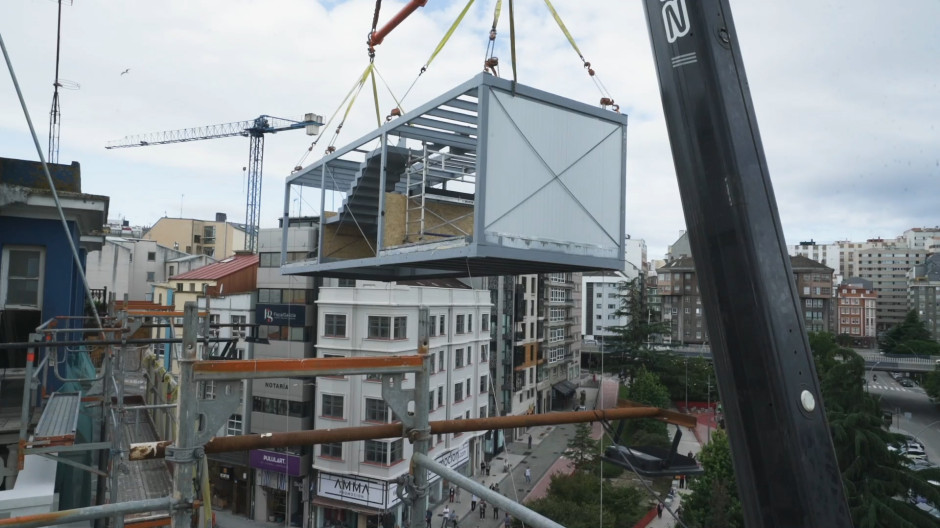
[479,501,486,519]
[524,468,531,484]
[441,506,451,528]
[503,513,511,528]
[449,509,457,528]
[527,435,532,450]
[679,474,685,489]
[426,509,432,528]
[485,462,491,476]
[657,503,664,519]
[456,486,461,503]
[449,486,455,503]
[480,460,486,475]
[492,504,499,519]
[471,494,478,511]
[688,450,694,460]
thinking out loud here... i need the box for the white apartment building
[903,227,940,252]
[313,284,491,528]
[85,237,212,301]
[581,271,630,344]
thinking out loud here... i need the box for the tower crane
[106,114,322,253]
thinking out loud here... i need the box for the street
[868,370,940,461]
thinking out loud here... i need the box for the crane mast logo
[661,0,691,43]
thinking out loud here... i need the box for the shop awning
[552,380,577,397]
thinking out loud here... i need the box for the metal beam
[0,497,175,528]
[128,406,673,461]
[414,452,564,528]
[35,452,108,477]
[191,355,425,381]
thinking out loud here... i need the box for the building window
[438,350,444,371]
[324,314,347,337]
[147,251,156,261]
[368,315,407,339]
[468,313,473,332]
[389,439,403,464]
[550,328,564,343]
[455,348,465,368]
[365,398,389,423]
[480,375,488,393]
[455,382,464,402]
[438,386,444,407]
[232,315,247,338]
[481,314,489,331]
[322,394,344,419]
[480,344,488,363]
[338,278,356,287]
[439,315,446,336]
[226,414,243,436]
[146,271,155,282]
[456,314,466,334]
[168,265,175,276]
[364,440,386,464]
[320,442,342,459]
[1,247,45,309]
[430,315,438,336]
[551,288,566,302]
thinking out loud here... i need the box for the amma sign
[317,471,399,509]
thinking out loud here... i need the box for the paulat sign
[249,449,303,476]
[255,304,306,327]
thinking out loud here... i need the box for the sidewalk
[430,374,611,528]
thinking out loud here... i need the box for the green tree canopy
[881,310,940,356]
[622,367,671,448]
[680,428,744,528]
[525,471,647,528]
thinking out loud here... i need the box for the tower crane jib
[105,114,323,253]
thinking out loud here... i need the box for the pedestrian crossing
[869,384,913,392]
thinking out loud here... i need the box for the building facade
[909,253,940,342]
[250,221,320,526]
[836,281,878,346]
[855,246,928,332]
[313,284,490,528]
[582,272,629,345]
[85,237,211,301]
[143,213,248,258]
[791,255,834,333]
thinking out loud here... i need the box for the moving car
[899,378,915,387]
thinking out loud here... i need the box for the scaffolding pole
[171,303,199,528]
[413,452,565,528]
[0,497,175,528]
[127,406,680,461]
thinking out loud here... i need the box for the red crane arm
[368,0,429,49]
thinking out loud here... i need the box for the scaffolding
[2,303,696,528]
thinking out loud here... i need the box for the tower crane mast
[106,114,322,253]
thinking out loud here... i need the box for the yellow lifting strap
[339,63,374,132]
[370,67,382,127]
[423,0,476,71]
[543,0,585,61]
[509,0,517,84]
[491,0,502,31]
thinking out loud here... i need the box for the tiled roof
[789,254,833,271]
[170,254,258,280]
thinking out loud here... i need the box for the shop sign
[249,449,303,476]
[427,443,470,484]
[317,471,399,509]
[256,304,306,327]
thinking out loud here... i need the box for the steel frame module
[284,73,628,280]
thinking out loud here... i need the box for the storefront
[207,457,251,517]
[314,472,399,528]
[426,442,470,503]
[251,449,309,527]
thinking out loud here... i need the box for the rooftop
[170,253,258,280]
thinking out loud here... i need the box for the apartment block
[313,284,490,528]
[855,246,928,332]
[836,280,877,346]
[909,253,940,342]
[85,237,211,301]
[143,213,248,258]
[791,255,834,333]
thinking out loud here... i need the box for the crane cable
[483,0,501,76]
[508,0,517,85]
[401,0,476,105]
[368,0,382,62]
[542,0,618,111]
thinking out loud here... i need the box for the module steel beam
[643,1,851,526]
[191,355,425,381]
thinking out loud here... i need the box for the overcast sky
[2,1,937,259]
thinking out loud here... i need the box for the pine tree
[567,422,598,470]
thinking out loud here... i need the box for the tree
[810,332,940,527]
[567,422,598,470]
[679,429,744,528]
[622,367,671,448]
[881,310,940,356]
[606,277,669,361]
[525,471,647,528]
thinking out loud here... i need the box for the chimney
[216,212,227,223]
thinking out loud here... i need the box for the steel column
[413,453,564,528]
[642,1,851,526]
[409,307,431,528]
[171,303,200,528]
